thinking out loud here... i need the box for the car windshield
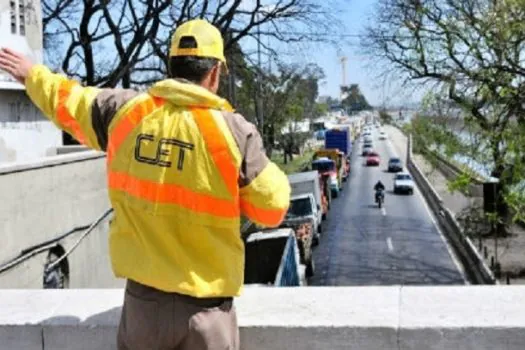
[312,161,335,172]
[390,158,401,164]
[396,174,411,180]
[287,197,312,217]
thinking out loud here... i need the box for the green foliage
[232,62,325,156]
[271,149,316,174]
[341,84,372,112]
[379,110,393,124]
[365,0,525,229]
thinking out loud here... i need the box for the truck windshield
[312,162,335,172]
[287,198,313,217]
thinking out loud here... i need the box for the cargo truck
[244,228,304,286]
[288,171,327,224]
[325,128,352,157]
[325,129,352,180]
[313,150,345,196]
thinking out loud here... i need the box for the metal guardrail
[406,134,496,284]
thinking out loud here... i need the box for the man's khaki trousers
[117,280,239,350]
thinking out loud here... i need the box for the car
[379,131,387,140]
[362,144,373,156]
[388,157,403,172]
[363,136,373,144]
[393,173,415,194]
[366,151,380,166]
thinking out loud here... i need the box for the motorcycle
[375,189,385,208]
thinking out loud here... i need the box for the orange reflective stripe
[240,199,287,227]
[107,96,165,163]
[108,171,239,217]
[57,80,87,144]
[191,108,238,199]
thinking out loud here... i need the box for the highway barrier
[3,286,525,350]
[406,135,496,284]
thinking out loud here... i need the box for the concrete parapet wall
[1,286,525,349]
[0,151,120,288]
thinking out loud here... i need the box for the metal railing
[0,209,113,275]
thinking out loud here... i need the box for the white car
[379,131,387,140]
[393,173,415,195]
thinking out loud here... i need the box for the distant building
[0,0,62,164]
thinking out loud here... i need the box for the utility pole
[256,11,264,136]
[339,56,348,101]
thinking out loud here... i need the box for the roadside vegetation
[364,0,525,233]
[272,149,316,175]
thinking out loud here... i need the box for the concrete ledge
[1,286,525,349]
[0,150,105,175]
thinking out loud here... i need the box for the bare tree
[41,0,340,88]
[363,0,525,233]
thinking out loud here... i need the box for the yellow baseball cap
[170,19,226,64]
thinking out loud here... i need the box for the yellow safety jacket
[25,65,290,297]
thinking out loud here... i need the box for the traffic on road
[245,111,466,286]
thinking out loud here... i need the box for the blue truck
[324,128,352,157]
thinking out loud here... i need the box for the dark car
[388,157,403,172]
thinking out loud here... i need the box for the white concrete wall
[0,90,62,163]
[1,286,525,350]
[0,0,43,87]
[0,151,122,288]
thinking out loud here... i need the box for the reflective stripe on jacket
[25,65,291,297]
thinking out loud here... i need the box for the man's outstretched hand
[0,48,34,84]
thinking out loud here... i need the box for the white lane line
[381,207,387,216]
[384,131,468,283]
[414,183,469,284]
[387,237,394,252]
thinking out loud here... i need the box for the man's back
[0,18,291,348]
[106,79,290,297]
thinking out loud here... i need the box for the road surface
[309,126,466,286]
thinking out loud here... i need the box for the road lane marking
[387,237,394,252]
[414,182,468,284]
[384,129,468,284]
[381,207,386,216]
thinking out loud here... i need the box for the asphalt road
[309,127,466,286]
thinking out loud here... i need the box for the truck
[313,150,345,196]
[312,156,340,198]
[279,212,316,277]
[325,128,352,157]
[288,171,327,224]
[243,228,305,286]
[325,128,352,180]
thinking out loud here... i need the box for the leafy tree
[341,84,372,112]
[379,110,393,124]
[364,0,525,233]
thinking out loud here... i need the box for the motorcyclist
[374,180,385,203]
[374,180,385,191]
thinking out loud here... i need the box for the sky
[240,0,425,107]
[308,0,424,107]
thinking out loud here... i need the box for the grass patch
[272,150,315,174]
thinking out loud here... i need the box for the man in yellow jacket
[0,19,290,350]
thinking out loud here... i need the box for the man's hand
[0,48,34,84]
